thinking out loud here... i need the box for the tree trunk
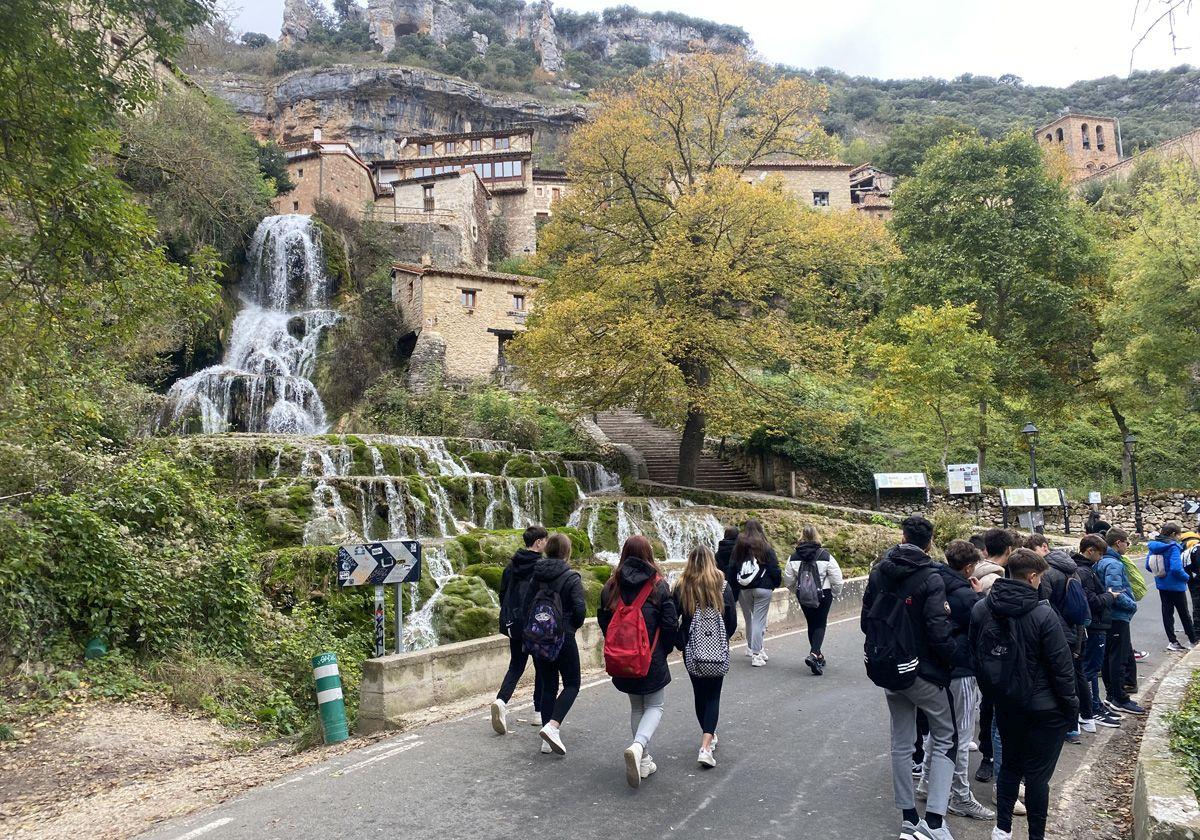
[676,359,711,487]
[1107,398,1132,486]
[976,397,989,483]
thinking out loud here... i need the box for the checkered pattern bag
[683,598,730,678]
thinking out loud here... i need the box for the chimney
[463,120,472,133]
[313,124,323,142]
[420,252,433,267]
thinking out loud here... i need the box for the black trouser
[1104,620,1132,703]
[1160,588,1198,645]
[995,706,1069,840]
[496,634,542,710]
[978,695,994,759]
[533,634,581,725]
[1073,651,1089,727]
[912,709,929,764]
[800,588,834,655]
[1125,639,1138,690]
[1190,577,1200,634]
[688,673,724,735]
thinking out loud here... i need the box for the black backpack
[974,608,1032,708]
[501,572,534,634]
[863,567,934,691]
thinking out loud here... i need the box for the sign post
[872,472,931,509]
[336,539,422,657]
[947,463,981,496]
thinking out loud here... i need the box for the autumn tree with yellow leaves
[512,53,892,485]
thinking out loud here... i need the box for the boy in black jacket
[490,525,547,736]
[970,549,1077,840]
[861,516,958,840]
[1074,534,1118,729]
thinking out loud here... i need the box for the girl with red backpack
[598,535,678,788]
[526,533,587,756]
[673,543,736,768]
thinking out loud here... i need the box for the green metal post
[312,651,349,744]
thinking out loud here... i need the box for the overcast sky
[230,0,1200,87]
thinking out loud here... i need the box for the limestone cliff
[198,64,588,161]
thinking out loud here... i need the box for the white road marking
[170,818,232,840]
[333,740,424,775]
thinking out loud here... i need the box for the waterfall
[564,461,622,493]
[160,215,338,434]
[646,498,724,563]
[482,479,500,530]
[404,546,455,651]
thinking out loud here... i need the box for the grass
[1168,668,1200,800]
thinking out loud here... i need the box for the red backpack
[603,577,660,679]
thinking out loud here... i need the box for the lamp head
[1021,422,1039,439]
[1124,432,1137,451]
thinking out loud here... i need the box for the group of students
[486,519,844,788]
[865,516,1161,840]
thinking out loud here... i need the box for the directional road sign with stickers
[336,540,422,587]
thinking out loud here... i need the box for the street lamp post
[1125,432,1144,537]
[1022,423,1043,534]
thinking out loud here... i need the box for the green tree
[512,53,891,485]
[874,116,976,177]
[865,303,999,469]
[888,132,1103,477]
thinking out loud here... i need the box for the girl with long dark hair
[729,519,780,667]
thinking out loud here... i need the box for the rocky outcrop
[280,0,318,47]
[196,64,588,160]
[532,1,563,73]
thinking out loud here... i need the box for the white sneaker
[698,747,716,767]
[913,820,955,840]
[760,648,769,661]
[968,740,979,752]
[948,794,995,820]
[530,714,542,726]
[624,742,644,788]
[900,821,921,840]
[990,788,1027,816]
[539,723,565,755]
[710,733,718,751]
[990,829,1012,840]
[490,699,508,735]
[540,741,551,754]
[751,653,766,667]
[639,754,657,778]
[744,648,753,657]
[1079,716,1097,734]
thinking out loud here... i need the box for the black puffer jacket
[1040,549,1087,651]
[715,537,738,576]
[1073,551,1114,632]
[860,544,957,688]
[728,547,781,597]
[933,563,982,679]
[598,557,678,695]
[498,548,541,636]
[674,582,737,653]
[526,556,587,634]
[970,577,1078,722]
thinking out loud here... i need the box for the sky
[230,0,1200,87]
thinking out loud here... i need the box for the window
[297,167,304,178]
[423,185,434,212]
[418,143,433,156]
[812,191,830,207]
[1056,127,1064,142]
[411,166,433,178]
[551,187,561,203]
[1096,125,1106,150]
[292,200,299,212]
[445,141,456,154]
[1081,124,1091,150]
[1044,133,1052,142]
[512,293,526,311]
[536,186,543,196]
[495,136,510,150]
[471,138,482,151]
[460,289,477,309]
[513,160,523,176]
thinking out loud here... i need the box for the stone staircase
[594,409,759,491]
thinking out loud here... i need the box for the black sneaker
[804,654,823,676]
[1094,712,1122,728]
[974,756,994,783]
[1116,699,1147,715]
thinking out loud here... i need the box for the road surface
[144,574,1168,840]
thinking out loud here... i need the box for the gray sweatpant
[738,588,773,654]
[921,675,977,802]
[885,676,957,816]
[629,689,665,749]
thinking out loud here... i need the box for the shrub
[1168,669,1200,800]
[932,508,974,549]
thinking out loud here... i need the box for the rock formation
[532,1,563,74]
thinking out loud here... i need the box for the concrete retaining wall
[1134,645,1200,839]
[358,575,870,734]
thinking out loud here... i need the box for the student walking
[715,525,739,577]
[525,534,587,756]
[730,519,780,667]
[1073,535,1118,729]
[1097,528,1145,715]
[1147,523,1198,651]
[598,535,678,788]
[970,549,1078,840]
[673,543,736,768]
[861,516,958,840]
[491,526,547,735]
[783,525,843,675]
[916,539,993,821]
[972,528,1015,793]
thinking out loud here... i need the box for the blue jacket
[1148,539,1189,592]
[1097,548,1137,622]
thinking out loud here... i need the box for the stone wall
[743,165,854,211]
[358,575,868,733]
[1133,644,1200,838]
[386,173,489,267]
[274,150,377,215]
[491,189,538,257]
[1080,126,1200,190]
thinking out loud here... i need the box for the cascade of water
[482,479,500,530]
[390,436,469,477]
[564,461,622,493]
[404,546,456,651]
[160,215,338,434]
[506,479,525,528]
[646,498,724,563]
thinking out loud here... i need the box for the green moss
[582,577,603,616]
[313,217,350,293]
[453,531,482,566]
[438,606,499,643]
[502,455,545,479]
[440,576,495,607]
[542,475,581,526]
[463,563,504,591]
[558,526,592,560]
[462,450,507,475]
[587,564,612,585]
[442,539,468,572]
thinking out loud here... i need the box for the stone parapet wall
[1133,645,1200,838]
[359,575,869,733]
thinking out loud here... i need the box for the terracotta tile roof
[392,262,542,285]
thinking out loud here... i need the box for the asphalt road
[144,572,1168,840]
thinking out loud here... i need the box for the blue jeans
[1083,630,1107,717]
[992,714,1002,782]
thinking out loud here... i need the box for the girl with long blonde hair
[673,543,737,768]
